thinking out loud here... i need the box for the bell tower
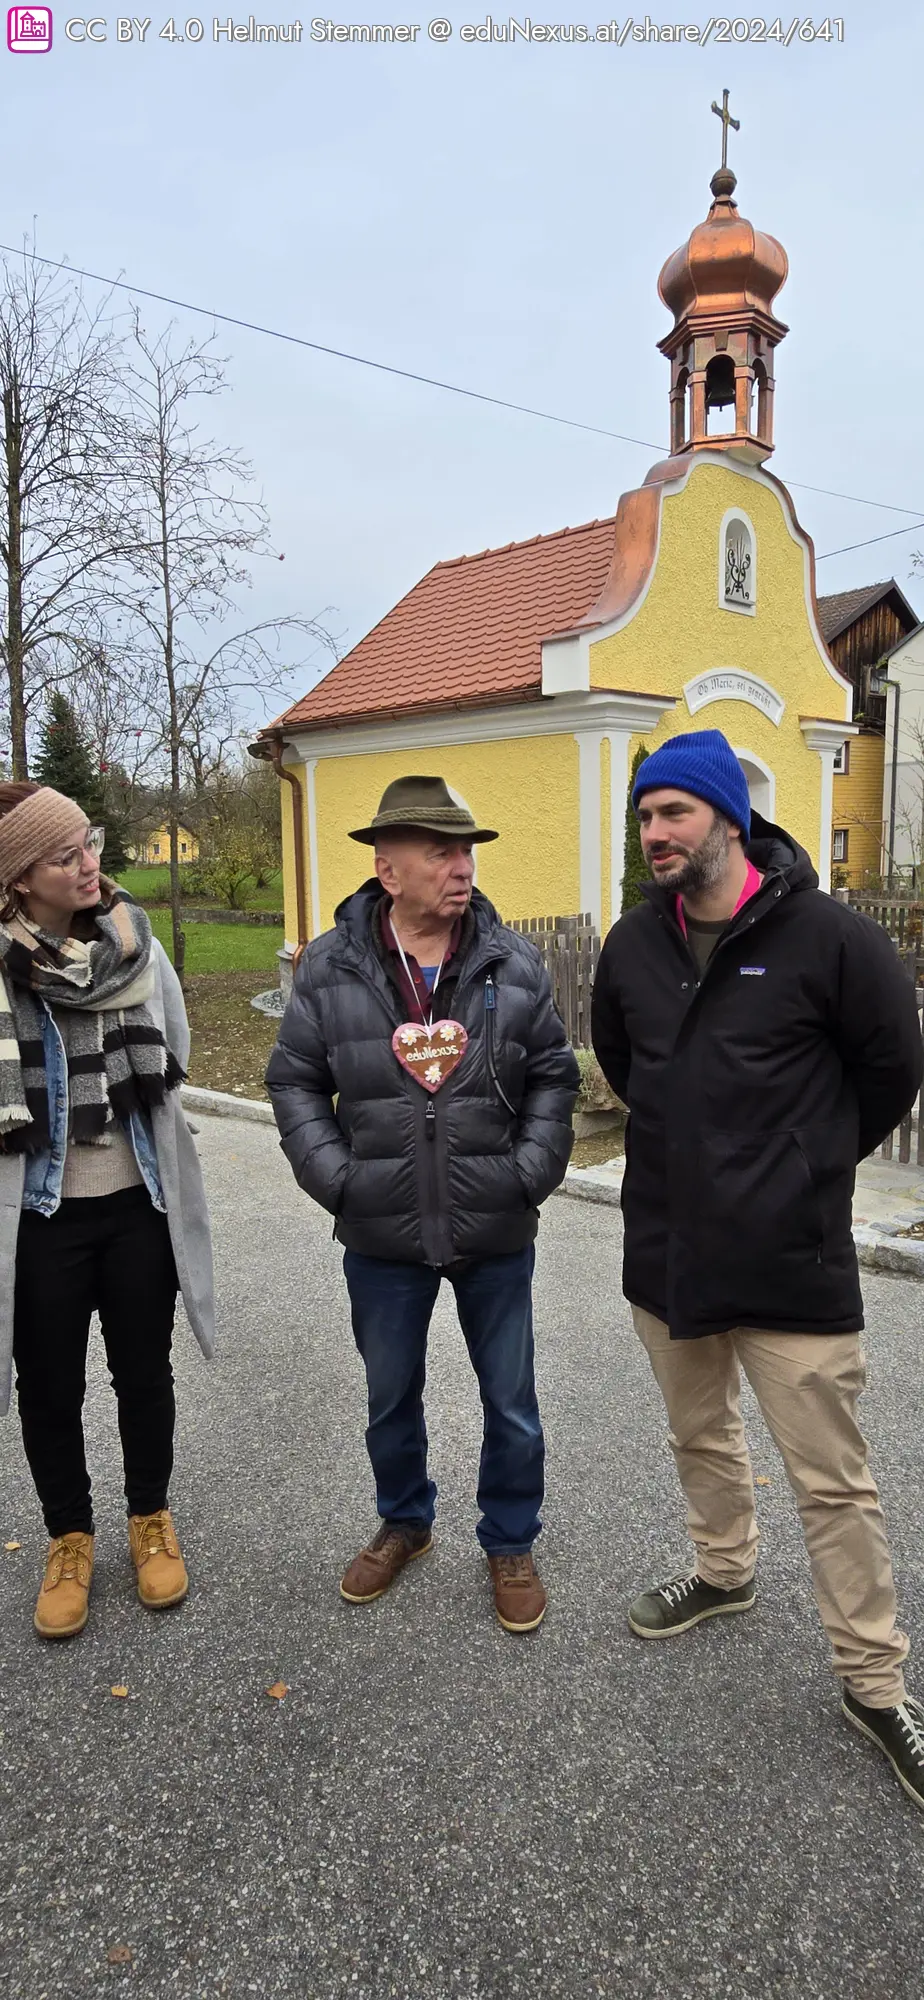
[657,93,789,465]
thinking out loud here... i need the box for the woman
[0,782,215,1639]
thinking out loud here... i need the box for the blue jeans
[343,1246,544,1555]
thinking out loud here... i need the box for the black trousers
[13,1186,179,1538]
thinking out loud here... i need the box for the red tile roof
[271,517,621,733]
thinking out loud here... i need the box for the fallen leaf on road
[755,1476,771,1487]
[266,1681,289,1700]
[4,1540,21,1551]
[110,1685,129,1698]
[107,1945,133,1964]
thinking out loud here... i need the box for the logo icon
[8,5,52,48]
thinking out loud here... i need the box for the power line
[782,480,924,520]
[0,244,664,455]
[2,242,922,539]
[816,521,924,562]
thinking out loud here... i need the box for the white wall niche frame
[719,506,757,617]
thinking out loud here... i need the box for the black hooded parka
[266,881,580,1267]
[591,815,923,1340]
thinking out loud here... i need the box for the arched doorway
[733,749,776,824]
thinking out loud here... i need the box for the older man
[266,776,579,1632]
[591,728,924,1812]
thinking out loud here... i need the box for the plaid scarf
[0,884,184,1153]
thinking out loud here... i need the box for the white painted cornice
[280,690,676,762]
[800,719,857,753]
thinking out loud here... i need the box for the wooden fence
[848,894,924,951]
[508,910,924,1168]
[507,913,600,1050]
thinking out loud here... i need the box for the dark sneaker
[339,1522,432,1604]
[843,1690,924,1811]
[629,1571,756,1638]
[488,1553,547,1634]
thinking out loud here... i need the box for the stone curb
[556,1168,924,1280]
[180,1099,924,1281]
[180,1085,275,1125]
[554,1176,622,1209]
[852,1230,924,1280]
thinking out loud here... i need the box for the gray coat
[0,939,215,1416]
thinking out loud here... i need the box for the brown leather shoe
[340,1522,433,1603]
[488,1553,547,1633]
[128,1509,189,1609]
[34,1532,94,1639]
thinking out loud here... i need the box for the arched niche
[719,508,757,616]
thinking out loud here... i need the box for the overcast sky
[4,3,922,718]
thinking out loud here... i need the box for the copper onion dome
[658,165,789,326]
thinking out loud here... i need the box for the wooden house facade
[821,581,920,885]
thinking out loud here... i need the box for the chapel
[256,101,853,963]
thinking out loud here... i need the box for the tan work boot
[340,1522,433,1603]
[488,1553,547,1633]
[128,1509,189,1609]
[34,1532,95,1639]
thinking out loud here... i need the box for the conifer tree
[621,743,650,913]
[33,692,129,873]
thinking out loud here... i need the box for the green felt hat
[349,776,498,845]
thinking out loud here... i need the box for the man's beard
[647,815,731,896]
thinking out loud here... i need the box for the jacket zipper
[332,950,449,1262]
[484,974,518,1116]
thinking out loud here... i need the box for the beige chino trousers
[632,1307,909,1708]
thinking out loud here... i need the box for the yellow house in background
[817,581,920,888]
[137,825,199,866]
[256,143,855,964]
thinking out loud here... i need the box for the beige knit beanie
[0,789,90,887]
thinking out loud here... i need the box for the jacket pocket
[335,1158,356,1218]
[678,1127,825,1326]
[796,1118,857,1257]
[696,1128,821,1251]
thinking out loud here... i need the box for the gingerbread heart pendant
[392,1019,469,1093]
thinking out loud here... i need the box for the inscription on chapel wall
[683,671,785,727]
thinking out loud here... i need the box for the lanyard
[391,926,447,1031]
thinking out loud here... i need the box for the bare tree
[182,699,241,796]
[0,247,133,776]
[113,318,336,982]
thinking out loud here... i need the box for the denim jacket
[22,1001,165,1218]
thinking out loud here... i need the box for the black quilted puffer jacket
[266,881,580,1265]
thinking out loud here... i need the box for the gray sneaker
[629,1571,756,1639]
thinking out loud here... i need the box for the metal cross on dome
[711,88,740,169]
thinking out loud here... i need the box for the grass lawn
[117,864,284,912]
[147,909,284,975]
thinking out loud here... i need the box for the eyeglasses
[48,827,106,878]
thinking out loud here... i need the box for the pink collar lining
[676,859,763,939]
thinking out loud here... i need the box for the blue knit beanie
[632,730,752,839]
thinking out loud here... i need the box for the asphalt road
[2,1115,924,2000]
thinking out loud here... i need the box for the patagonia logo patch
[740,966,766,977]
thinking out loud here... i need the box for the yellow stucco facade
[274,451,853,955]
[304,736,580,939]
[137,824,199,865]
[584,457,852,868]
[832,732,886,888]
